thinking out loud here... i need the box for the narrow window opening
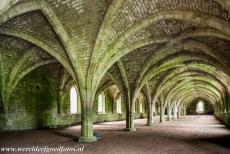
[196,101,204,113]
[98,93,105,113]
[116,96,122,114]
[70,86,78,114]
[140,102,143,113]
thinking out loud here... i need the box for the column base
[123,128,137,132]
[78,136,97,143]
[146,123,154,127]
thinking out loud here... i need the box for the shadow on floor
[46,130,80,141]
[198,135,230,149]
[46,130,107,142]
[93,129,124,132]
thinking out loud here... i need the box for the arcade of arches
[1,0,230,153]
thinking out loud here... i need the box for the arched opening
[196,100,204,114]
[116,96,122,114]
[187,99,214,115]
[140,102,143,113]
[70,86,78,114]
[98,92,105,114]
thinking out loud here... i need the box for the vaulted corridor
[1,116,230,154]
[1,0,230,153]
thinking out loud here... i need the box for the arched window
[140,102,143,113]
[196,101,204,113]
[116,96,122,114]
[70,86,78,114]
[98,93,105,113]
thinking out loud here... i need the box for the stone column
[181,108,184,116]
[79,111,97,142]
[0,113,5,131]
[183,108,187,115]
[125,96,136,131]
[160,103,165,123]
[125,112,136,131]
[167,104,171,121]
[173,105,177,119]
[177,107,181,118]
[79,90,97,143]
[147,103,154,126]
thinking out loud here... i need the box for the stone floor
[1,115,230,154]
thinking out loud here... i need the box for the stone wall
[0,70,146,131]
[216,113,230,127]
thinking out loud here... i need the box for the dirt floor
[1,115,230,154]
